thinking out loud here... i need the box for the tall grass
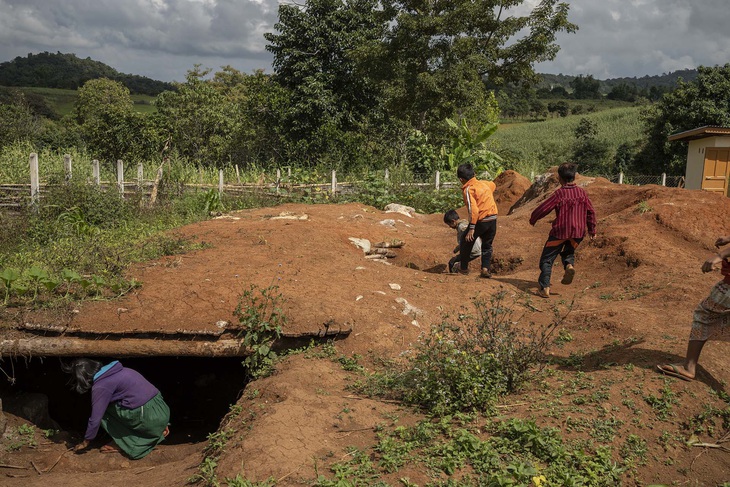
[492,106,645,176]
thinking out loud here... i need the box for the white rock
[348,237,371,253]
[389,283,401,290]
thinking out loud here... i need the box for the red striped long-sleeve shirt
[529,184,596,239]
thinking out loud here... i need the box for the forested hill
[539,69,698,92]
[0,52,173,95]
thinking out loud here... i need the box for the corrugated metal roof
[668,125,730,141]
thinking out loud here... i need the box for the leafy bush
[358,291,562,415]
[234,284,286,379]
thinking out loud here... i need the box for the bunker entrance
[0,356,249,443]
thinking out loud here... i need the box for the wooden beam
[0,338,251,358]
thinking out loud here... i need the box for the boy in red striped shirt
[529,163,596,298]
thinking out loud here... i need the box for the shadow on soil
[553,340,727,394]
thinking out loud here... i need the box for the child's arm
[529,193,558,226]
[586,197,597,241]
[701,236,730,273]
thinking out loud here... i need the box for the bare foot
[100,443,122,453]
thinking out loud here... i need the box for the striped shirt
[461,177,498,229]
[529,184,596,239]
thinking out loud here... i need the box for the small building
[668,126,730,195]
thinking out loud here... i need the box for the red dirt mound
[493,169,531,215]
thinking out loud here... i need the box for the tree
[607,82,638,102]
[155,67,238,166]
[73,78,158,163]
[0,91,41,148]
[637,64,730,174]
[570,74,601,99]
[571,117,610,174]
[372,0,576,130]
[264,0,386,159]
[265,0,577,145]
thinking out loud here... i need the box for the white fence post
[276,168,281,194]
[235,165,241,184]
[63,154,72,181]
[287,167,291,179]
[117,160,124,197]
[137,163,144,189]
[618,172,624,185]
[530,171,534,182]
[218,169,224,194]
[331,170,337,194]
[435,171,441,190]
[661,173,666,186]
[92,160,100,186]
[29,153,40,204]
[384,168,389,181]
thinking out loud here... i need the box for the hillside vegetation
[0,52,173,95]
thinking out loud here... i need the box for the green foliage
[357,292,561,415]
[570,118,612,174]
[5,423,38,451]
[313,418,624,486]
[492,106,644,176]
[440,118,504,179]
[234,285,286,378]
[638,63,730,175]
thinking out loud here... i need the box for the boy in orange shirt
[456,163,498,278]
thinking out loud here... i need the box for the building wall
[685,136,730,190]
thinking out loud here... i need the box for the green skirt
[101,392,170,460]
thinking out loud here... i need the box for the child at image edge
[456,163,498,278]
[529,163,596,298]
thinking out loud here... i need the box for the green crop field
[493,105,645,175]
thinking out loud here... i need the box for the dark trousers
[459,219,497,272]
[538,236,583,289]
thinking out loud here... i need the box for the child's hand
[465,229,475,242]
[702,254,723,273]
[590,234,596,242]
[715,236,730,248]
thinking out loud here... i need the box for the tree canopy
[638,64,730,174]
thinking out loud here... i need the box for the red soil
[2,168,730,486]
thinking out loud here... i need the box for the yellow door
[702,148,730,195]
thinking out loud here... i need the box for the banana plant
[441,118,504,179]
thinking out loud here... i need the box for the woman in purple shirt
[62,358,170,459]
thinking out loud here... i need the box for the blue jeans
[538,236,583,289]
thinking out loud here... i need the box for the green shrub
[358,292,562,415]
[234,284,286,379]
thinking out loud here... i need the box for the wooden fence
[0,153,459,209]
[0,153,682,209]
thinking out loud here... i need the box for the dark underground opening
[0,356,250,445]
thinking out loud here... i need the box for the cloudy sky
[0,0,728,83]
